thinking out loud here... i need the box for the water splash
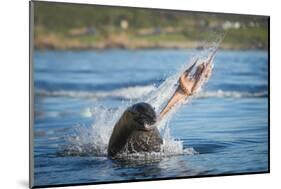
[62,106,127,156]
[61,41,223,158]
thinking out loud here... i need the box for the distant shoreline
[33,2,268,51]
[34,40,267,51]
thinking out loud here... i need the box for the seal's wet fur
[107,102,163,158]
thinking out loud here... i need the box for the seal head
[107,102,162,158]
[127,102,157,131]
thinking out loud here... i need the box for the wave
[34,78,162,92]
[36,85,157,100]
[196,90,268,98]
[36,86,267,100]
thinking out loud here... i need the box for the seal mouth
[134,114,156,128]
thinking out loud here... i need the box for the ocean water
[33,49,268,186]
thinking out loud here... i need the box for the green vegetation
[33,1,268,50]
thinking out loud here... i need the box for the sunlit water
[33,49,268,186]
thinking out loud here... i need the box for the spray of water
[62,39,222,159]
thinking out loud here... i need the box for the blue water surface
[33,49,268,186]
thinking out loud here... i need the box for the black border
[29,1,270,188]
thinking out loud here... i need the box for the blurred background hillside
[33,1,268,50]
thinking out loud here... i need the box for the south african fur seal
[107,46,219,158]
[107,102,163,158]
